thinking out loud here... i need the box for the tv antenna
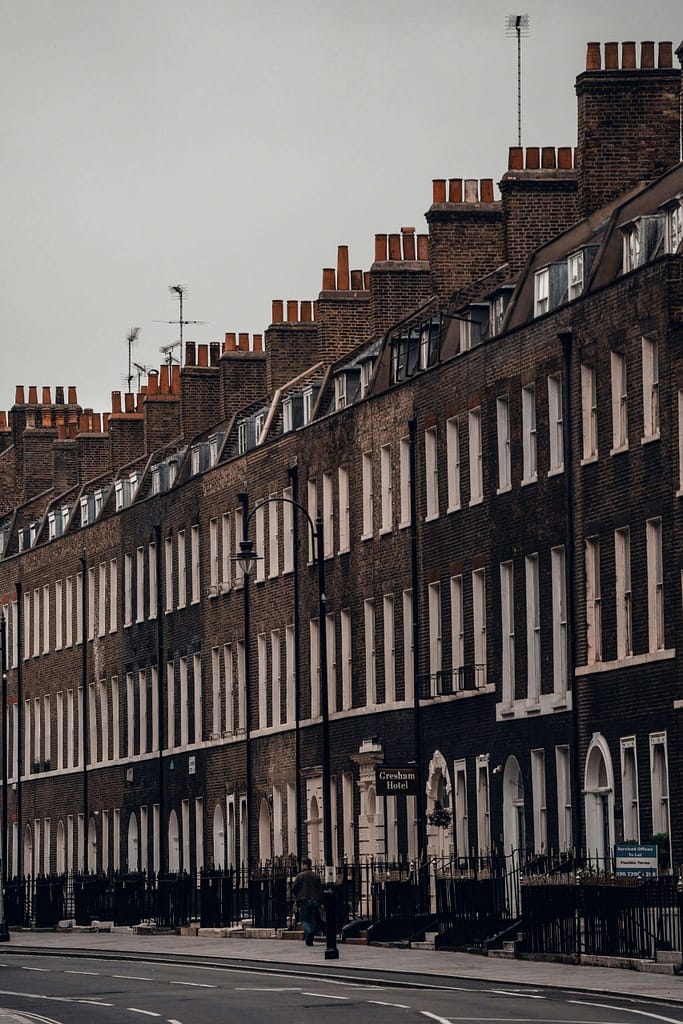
[133,361,152,391]
[505,14,529,147]
[126,328,140,393]
[153,284,207,367]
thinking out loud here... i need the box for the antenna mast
[505,14,529,147]
[126,328,140,393]
[153,285,207,368]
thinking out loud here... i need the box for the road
[0,952,680,1023]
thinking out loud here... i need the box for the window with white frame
[476,755,490,855]
[446,417,461,511]
[221,512,232,589]
[23,591,30,661]
[525,554,541,705]
[234,508,244,585]
[450,576,464,680]
[325,615,335,714]
[678,391,683,491]
[190,525,200,604]
[271,629,281,725]
[468,409,483,504]
[334,374,347,410]
[151,666,159,751]
[557,745,573,847]
[136,547,144,622]
[255,503,266,583]
[307,479,317,561]
[111,676,120,758]
[551,546,568,697]
[362,452,373,538]
[615,528,632,659]
[87,569,96,641]
[209,518,219,592]
[521,385,537,484]
[646,517,664,652]
[424,426,438,519]
[666,201,683,253]
[126,672,135,757]
[585,537,602,664]
[211,647,221,738]
[322,475,334,556]
[98,563,106,636]
[403,589,414,701]
[580,364,597,460]
[472,569,487,681]
[164,537,173,612]
[453,759,468,856]
[531,749,547,853]
[642,337,659,440]
[399,436,411,527]
[500,562,514,705]
[383,595,395,704]
[338,469,350,552]
[623,223,641,271]
[224,643,234,734]
[139,669,147,755]
[285,626,295,724]
[179,656,189,747]
[548,374,564,473]
[650,732,671,841]
[496,396,511,492]
[166,661,175,748]
[428,582,442,694]
[534,267,549,316]
[55,580,63,651]
[309,619,320,719]
[364,598,376,707]
[33,588,40,657]
[237,641,246,731]
[257,633,267,730]
[148,543,157,618]
[42,585,50,653]
[341,609,352,710]
[380,445,393,532]
[610,350,628,451]
[282,487,294,571]
[177,531,186,609]
[193,652,202,743]
[568,251,584,301]
[124,555,133,627]
[56,692,64,769]
[269,495,280,574]
[620,737,640,842]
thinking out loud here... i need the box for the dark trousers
[299,900,319,938]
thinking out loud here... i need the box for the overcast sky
[1,1,681,416]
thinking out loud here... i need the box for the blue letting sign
[615,843,658,877]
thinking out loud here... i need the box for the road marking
[420,1012,452,1024]
[301,991,349,1000]
[65,970,100,976]
[490,990,546,999]
[113,975,154,982]
[570,1001,683,1024]
[79,1000,114,1006]
[235,987,303,992]
[170,981,216,989]
[127,1011,161,1018]
[368,1000,411,1009]
[21,967,50,972]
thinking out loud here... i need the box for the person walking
[292,858,322,946]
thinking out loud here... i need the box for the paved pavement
[3,929,683,1005]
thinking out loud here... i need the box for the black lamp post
[235,496,339,959]
[0,607,11,940]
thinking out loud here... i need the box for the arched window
[584,734,615,862]
[23,824,32,878]
[87,816,98,873]
[168,810,180,873]
[212,804,225,869]
[502,756,526,856]
[307,795,321,865]
[127,812,139,872]
[56,820,66,875]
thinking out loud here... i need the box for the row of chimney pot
[111,392,144,416]
[223,332,264,352]
[320,244,370,291]
[507,147,576,171]
[14,386,78,407]
[144,364,181,396]
[271,301,317,325]
[374,229,429,263]
[585,40,674,71]
[431,179,496,205]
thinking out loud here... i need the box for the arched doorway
[127,813,139,872]
[584,734,615,862]
[213,804,225,869]
[168,810,180,872]
[23,824,32,878]
[425,750,453,858]
[227,798,236,868]
[502,756,526,856]
[258,798,272,864]
[87,816,98,873]
[307,795,322,864]
[56,820,66,874]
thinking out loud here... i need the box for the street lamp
[0,607,11,940]
[235,496,339,959]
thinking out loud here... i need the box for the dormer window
[490,294,506,336]
[93,488,104,518]
[168,458,178,486]
[534,268,549,316]
[115,480,124,511]
[666,202,683,254]
[48,511,56,540]
[254,411,267,444]
[624,224,640,272]
[80,495,89,526]
[238,421,248,455]
[568,251,584,300]
[209,432,224,466]
[29,522,38,545]
[303,386,321,424]
[283,398,293,432]
[335,375,347,410]
[360,359,374,398]
[622,215,665,273]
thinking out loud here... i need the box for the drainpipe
[288,464,303,858]
[559,331,582,852]
[238,492,252,870]
[16,582,23,877]
[155,524,165,872]
[408,416,425,859]
[80,556,89,871]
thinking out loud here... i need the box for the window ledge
[496,484,512,496]
[469,497,483,508]
[337,547,350,556]
[548,466,564,478]
[399,520,411,530]
[447,505,461,515]
[379,526,393,536]
[610,444,629,456]
[641,432,661,446]
[361,533,373,542]
[424,513,439,523]
[580,454,598,467]
[521,476,538,488]
[575,648,676,675]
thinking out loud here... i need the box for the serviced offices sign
[615,843,658,877]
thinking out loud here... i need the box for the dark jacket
[292,867,322,902]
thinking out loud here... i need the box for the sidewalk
[5,929,683,1005]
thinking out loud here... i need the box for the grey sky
[1,1,680,416]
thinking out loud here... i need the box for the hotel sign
[376,766,418,796]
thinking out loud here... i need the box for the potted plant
[428,803,452,829]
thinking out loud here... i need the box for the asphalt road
[0,953,681,1023]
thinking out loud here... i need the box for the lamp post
[235,495,339,959]
[0,607,11,940]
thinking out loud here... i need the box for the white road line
[420,1012,452,1024]
[169,981,217,989]
[79,1000,114,1006]
[65,970,100,976]
[490,990,546,999]
[21,967,50,972]
[367,999,411,1009]
[235,987,303,992]
[301,991,350,1000]
[168,1020,185,1024]
[570,1000,683,1024]
[113,975,154,982]
[127,1010,161,1018]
